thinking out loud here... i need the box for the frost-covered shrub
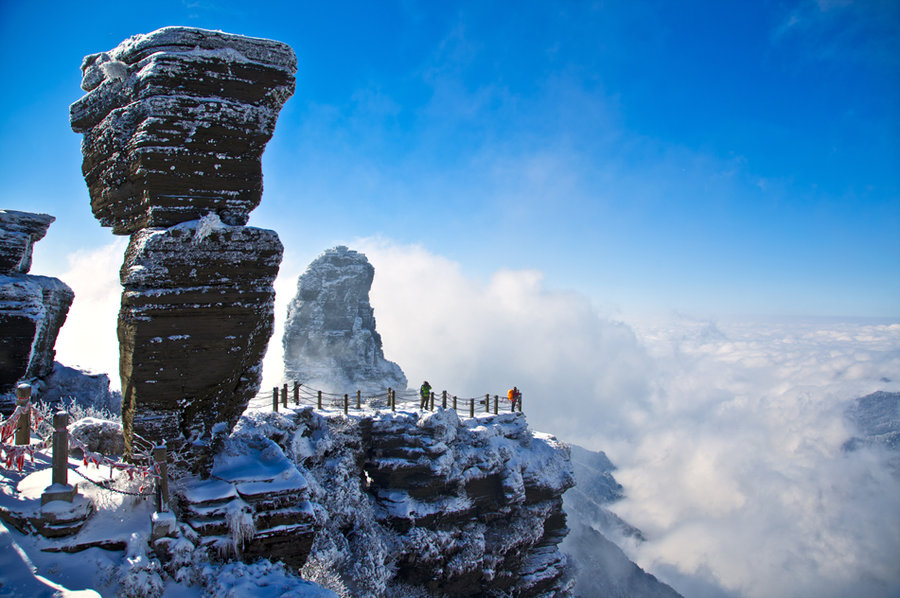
[118,532,165,598]
[69,416,125,456]
[301,554,351,597]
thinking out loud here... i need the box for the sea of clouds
[44,238,900,598]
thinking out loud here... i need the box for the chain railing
[267,381,523,417]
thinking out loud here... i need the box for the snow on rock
[177,412,317,567]
[0,209,73,400]
[562,444,683,598]
[33,362,122,416]
[69,26,297,235]
[283,246,408,395]
[0,209,54,275]
[0,275,73,399]
[202,406,575,597]
[69,417,125,457]
[117,219,282,459]
[69,28,293,469]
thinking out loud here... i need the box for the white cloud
[51,239,127,387]
[613,317,900,598]
[353,237,654,445]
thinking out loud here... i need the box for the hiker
[420,380,432,410]
[508,386,521,411]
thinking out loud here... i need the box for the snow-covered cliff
[177,406,574,597]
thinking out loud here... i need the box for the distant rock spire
[283,246,408,394]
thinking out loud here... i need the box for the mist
[353,240,900,598]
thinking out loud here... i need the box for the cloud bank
[349,240,900,598]
[48,239,127,386]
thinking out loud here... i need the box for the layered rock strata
[118,218,282,454]
[218,407,575,597]
[178,419,316,568]
[0,210,54,274]
[70,27,296,457]
[359,409,574,597]
[69,26,296,234]
[283,246,407,394]
[0,210,73,397]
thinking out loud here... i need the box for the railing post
[294,382,300,405]
[282,384,288,408]
[494,395,499,415]
[391,389,396,412]
[344,394,349,415]
[52,412,68,486]
[442,390,447,409]
[519,393,523,412]
[453,395,457,411]
[272,387,278,412]
[485,394,490,414]
[318,390,322,410]
[470,398,474,418]
[357,390,362,410]
[429,391,435,411]
[15,384,31,446]
[153,446,169,512]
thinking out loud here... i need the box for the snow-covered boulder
[0,209,54,275]
[0,210,73,399]
[118,218,282,457]
[70,417,125,457]
[69,26,297,235]
[283,246,408,394]
[35,362,121,415]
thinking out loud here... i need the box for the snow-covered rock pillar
[69,27,296,464]
[0,210,73,402]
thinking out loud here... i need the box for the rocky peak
[70,26,297,235]
[0,210,55,275]
[0,210,73,398]
[283,246,407,394]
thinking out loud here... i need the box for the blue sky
[1,0,898,317]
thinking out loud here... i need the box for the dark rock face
[70,26,296,235]
[0,211,73,398]
[562,445,683,598]
[300,408,575,597]
[0,210,54,274]
[283,246,407,394]
[118,218,282,454]
[70,27,295,460]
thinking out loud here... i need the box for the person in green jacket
[420,380,432,410]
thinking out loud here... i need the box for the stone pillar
[15,384,30,445]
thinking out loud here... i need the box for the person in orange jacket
[508,386,521,411]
